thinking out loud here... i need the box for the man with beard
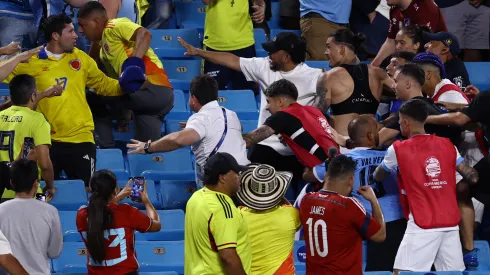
[301,115,405,272]
[3,14,123,189]
[372,0,447,67]
[178,32,322,191]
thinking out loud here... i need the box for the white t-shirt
[381,136,463,233]
[239,57,323,155]
[186,101,250,186]
[0,230,11,255]
[433,79,469,104]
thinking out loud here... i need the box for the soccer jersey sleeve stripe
[359,212,372,238]
[349,197,366,215]
[216,194,233,219]
[216,242,237,248]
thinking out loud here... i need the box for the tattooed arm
[314,72,331,113]
[456,162,479,185]
[243,125,275,148]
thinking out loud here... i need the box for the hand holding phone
[131,177,145,203]
[22,137,34,159]
[36,193,46,202]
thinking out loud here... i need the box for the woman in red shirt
[76,170,161,274]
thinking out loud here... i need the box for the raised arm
[0,46,42,81]
[179,38,241,72]
[243,125,275,148]
[372,38,396,67]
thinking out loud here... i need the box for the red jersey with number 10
[76,203,152,274]
[299,190,381,275]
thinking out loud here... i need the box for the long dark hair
[86,170,117,264]
[399,25,431,53]
[329,29,368,56]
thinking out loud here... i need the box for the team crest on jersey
[103,43,110,52]
[425,157,441,178]
[317,117,332,134]
[69,59,81,71]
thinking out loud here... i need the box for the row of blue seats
[59,210,185,242]
[42,178,195,211]
[50,240,490,274]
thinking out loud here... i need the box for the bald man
[301,115,405,271]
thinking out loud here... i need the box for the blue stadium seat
[52,242,88,273]
[466,272,490,274]
[113,120,135,142]
[399,272,463,275]
[0,89,8,96]
[465,62,490,91]
[117,180,161,209]
[166,90,191,120]
[160,180,197,210]
[270,29,301,39]
[0,83,8,89]
[43,180,87,211]
[175,1,206,35]
[241,119,258,133]
[96,149,129,179]
[162,59,201,91]
[305,61,331,70]
[218,90,259,120]
[165,120,184,134]
[58,211,82,242]
[254,28,268,57]
[136,210,185,241]
[136,241,185,274]
[269,2,281,29]
[293,240,306,272]
[128,148,195,182]
[149,29,200,59]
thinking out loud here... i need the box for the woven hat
[236,164,292,211]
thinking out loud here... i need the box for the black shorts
[471,155,490,204]
[365,218,407,272]
[203,44,256,91]
[50,142,96,187]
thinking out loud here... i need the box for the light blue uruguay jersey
[313,148,404,223]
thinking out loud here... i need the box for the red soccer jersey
[388,0,447,39]
[299,190,381,275]
[76,203,152,274]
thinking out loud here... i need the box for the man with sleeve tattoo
[243,79,339,170]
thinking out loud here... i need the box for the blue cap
[413,51,447,79]
[118,57,146,94]
[423,32,460,56]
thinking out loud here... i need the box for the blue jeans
[142,0,172,29]
[0,16,37,49]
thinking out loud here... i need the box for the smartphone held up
[131,177,145,202]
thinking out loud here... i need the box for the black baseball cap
[262,32,305,56]
[423,31,460,56]
[204,153,248,180]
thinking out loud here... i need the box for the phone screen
[131,177,144,202]
[22,137,34,159]
[35,193,46,202]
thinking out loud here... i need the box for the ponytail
[329,29,369,56]
[86,170,117,264]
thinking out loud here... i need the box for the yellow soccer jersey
[0,106,50,198]
[204,0,254,51]
[3,47,122,144]
[184,187,252,275]
[100,18,171,87]
[241,205,301,275]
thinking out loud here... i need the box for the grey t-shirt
[0,198,63,275]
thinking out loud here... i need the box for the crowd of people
[0,0,488,274]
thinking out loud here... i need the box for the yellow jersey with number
[0,106,50,198]
[184,187,252,275]
[3,47,122,144]
[204,0,254,51]
[100,18,172,88]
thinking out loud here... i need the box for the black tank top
[330,64,379,116]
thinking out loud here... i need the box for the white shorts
[394,230,465,272]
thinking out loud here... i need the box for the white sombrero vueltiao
[237,164,293,211]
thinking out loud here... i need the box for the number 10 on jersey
[306,218,328,257]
